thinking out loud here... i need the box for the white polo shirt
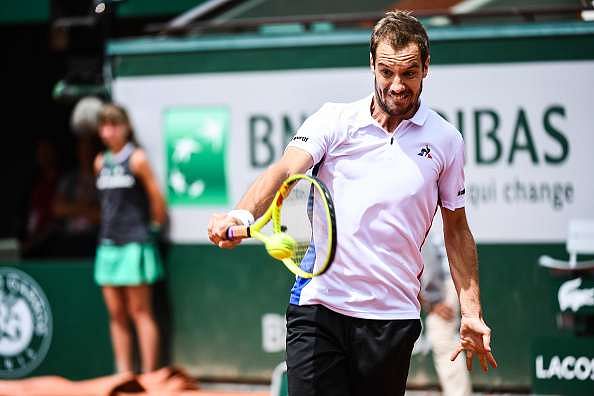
[287,94,466,320]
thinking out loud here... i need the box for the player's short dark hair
[370,10,430,67]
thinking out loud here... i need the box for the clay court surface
[188,391,268,396]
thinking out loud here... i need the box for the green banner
[550,275,594,316]
[532,336,594,395]
[164,106,230,206]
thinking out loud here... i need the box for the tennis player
[95,104,167,373]
[208,10,497,396]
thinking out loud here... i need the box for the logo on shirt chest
[96,166,135,190]
[410,143,439,182]
[417,145,432,159]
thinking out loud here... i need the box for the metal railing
[146,5,594,36]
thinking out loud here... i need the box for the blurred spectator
[21,139,62,257]
[51,134,101,257]
[23,134,100,258]
[421,226,472,396]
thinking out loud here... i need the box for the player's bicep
[130,150,152,183]
[280,147,314,175]
[441,206,469,236]
[136,162,162,200]
[130,150,166,213]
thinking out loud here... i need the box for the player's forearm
[235,147,313,219]
[444,227,482,318]
[150,198,167,226]
[235,162,291,219]
[144,180,167,226]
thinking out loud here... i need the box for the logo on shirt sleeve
[291,135,309,143]
[417,144,432,159]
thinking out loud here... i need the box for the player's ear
[369,52,375,72]
[422,55,430,78]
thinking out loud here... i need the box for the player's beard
[374,77,422,119]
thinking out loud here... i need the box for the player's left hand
[450,316,498,372]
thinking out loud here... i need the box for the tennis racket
[226,173,336,278]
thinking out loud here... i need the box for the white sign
[536,355,594,381]
[113,61,594,243]
[261,313,286,353]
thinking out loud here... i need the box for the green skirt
[94,242,164,286]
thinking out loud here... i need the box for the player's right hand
[207,213,242,249]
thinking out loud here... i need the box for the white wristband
[227,209,255,226]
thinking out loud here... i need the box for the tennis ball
[266,233,296,260]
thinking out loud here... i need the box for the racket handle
[226,225,250,240]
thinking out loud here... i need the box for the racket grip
[226,225,250,240]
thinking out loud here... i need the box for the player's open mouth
[391,94,410,101]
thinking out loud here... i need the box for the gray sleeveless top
[96,143,150,244]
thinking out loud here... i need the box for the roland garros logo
[0,268,52,378]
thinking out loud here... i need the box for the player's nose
[389,78,406,95]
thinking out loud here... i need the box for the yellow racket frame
[227,174,336,278]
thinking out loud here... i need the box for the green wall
[164,243,570,387]
[0,241,582,390]
[0,262,113,380]
[167,245,293,379]
[117,0,209,18]
[0,0,49,24]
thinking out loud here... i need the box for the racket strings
[280,179,331,275]
[293,242,311,262]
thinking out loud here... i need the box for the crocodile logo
[558,278,594,312]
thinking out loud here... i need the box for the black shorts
[286,304,421,396]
